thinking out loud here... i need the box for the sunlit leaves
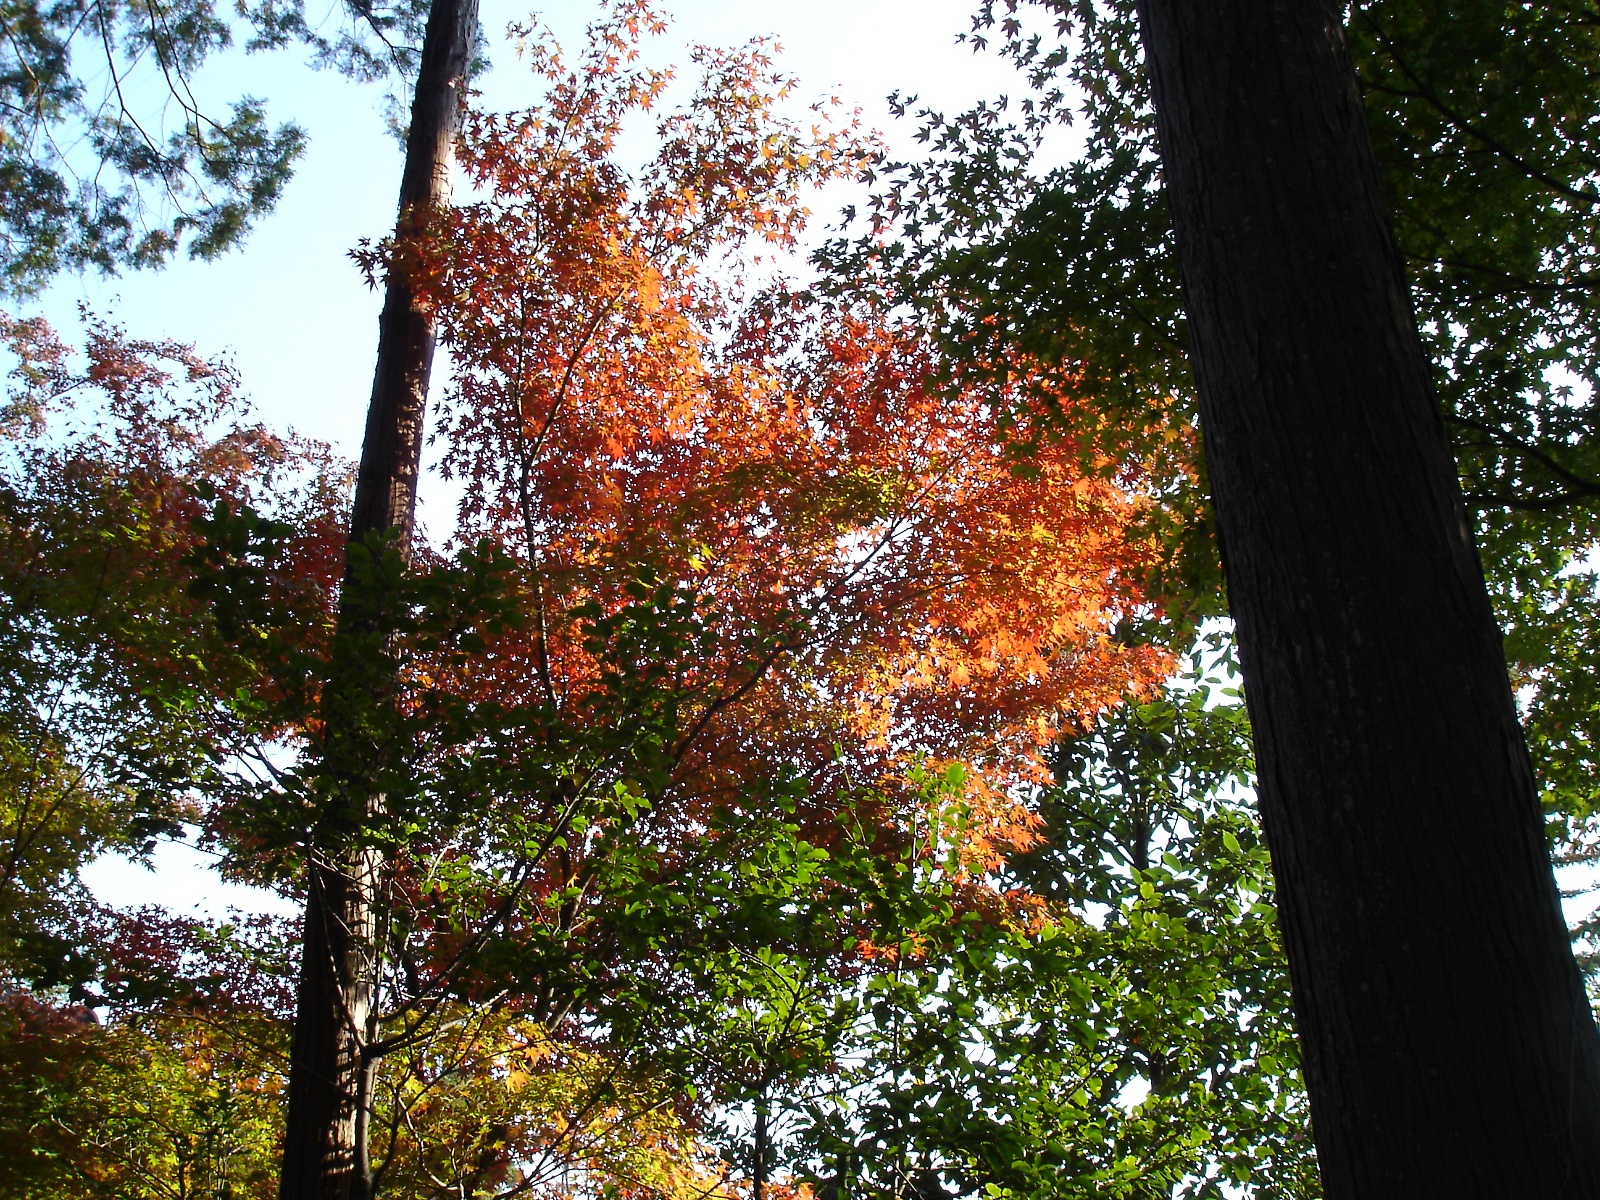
[4,6,1206,1194]
[802,650,1317,1200]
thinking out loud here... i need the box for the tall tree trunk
[1129,1,1600,1194]
[278,0,477,1195]
[753,1089,768,1200]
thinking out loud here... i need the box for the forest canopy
[3,0,1597,1197]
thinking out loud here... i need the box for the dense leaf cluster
[829,0,1600,983]
[0,4,1348,1198]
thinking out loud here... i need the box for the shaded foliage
[825,0,1600,980]
[0,311,345,989]
[776,648,1317,1200]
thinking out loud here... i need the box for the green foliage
[238,0,433,82]
[0,312,344,987]
[0,0,467,294]
[0,0,306,293]
[726,647,1319,1200]
[833,0,1600,974]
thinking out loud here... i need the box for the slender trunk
[278,0,478,1196]
[1129,1,1600,1194]
[752,1086,768,1200]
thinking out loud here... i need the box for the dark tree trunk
[1129,1,1600,1194]
[345,0,478,564]
[278,0,477,1196]
[753,1093,768,1200]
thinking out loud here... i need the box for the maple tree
[0,312,341,1200]
[217,2,1168,1191]
[0,906,298,1200]
[0,4,1243,1195]
[0,306,731,1200]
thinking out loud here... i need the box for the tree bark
[278,0,477,1195]
[1128,1,1600,1195]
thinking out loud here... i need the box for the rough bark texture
[1130,1,1600,1195]
[345,0,478,561]
[278,0,478,1196]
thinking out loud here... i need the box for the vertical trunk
[752,1089,768,1200]
[344,0,478,563]
[1129,1,1600,1195]
[278,0,477,1196]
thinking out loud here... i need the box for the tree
[0,900,306,1200]
[277,0,477,1191]
[851,0,1600,966]
[0,314,342,1200]
[1126,1,1600,1193]
[221,2,1169,1194]
[2,7,1296,1194]
[0,0,463,296]
[1345,3,1600,961]
[826,0,1600,1181]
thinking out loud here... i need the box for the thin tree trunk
[278,0,477,1195]
[753,1091,768,1200]
[1129,1,1600,1194]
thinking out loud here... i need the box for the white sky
[57,0,1033,915]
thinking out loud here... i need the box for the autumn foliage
[375,0,1169,872]
[0,313,345,967]
[320,9,1172,1184]
[0,5,1184,1196]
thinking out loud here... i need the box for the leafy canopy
[829,0,1600,978]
